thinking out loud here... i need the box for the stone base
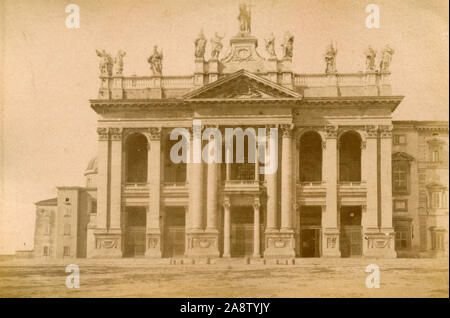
[321,228,341,258]
[145,229,162,258]
[363,228,397,258]
[186,230,220,258]
[91,230,123,258]
[263,230,295,258]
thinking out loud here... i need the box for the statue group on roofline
[281,32,294,58]
[96,49,113,76]
[210,32,224,59]
[364,44,395,73]
[148,45,163,76]
[238,3,251,34]
[194,29,207,59]
[324,42,338,74]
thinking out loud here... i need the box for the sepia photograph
[0,0,448,305]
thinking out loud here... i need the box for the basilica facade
[33,7,449,260]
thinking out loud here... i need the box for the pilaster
[145,127,162,258]
[322,125,341,257]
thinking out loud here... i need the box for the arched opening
[339,131,361,182]
[299,131,322,182]
[125,134,148,183]
[164,134,187,183]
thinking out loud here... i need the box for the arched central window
[164,134,187,183]
[299,131,322,182]
[125,134,148,183]
[339,131,361,182]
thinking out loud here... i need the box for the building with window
[32,6,448,259]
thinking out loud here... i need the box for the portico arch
[299,130,323,182]
[125,133,148,183]
[338,131,362,182]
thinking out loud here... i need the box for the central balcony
[338,181,367,203]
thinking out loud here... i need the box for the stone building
[33,6,449,259]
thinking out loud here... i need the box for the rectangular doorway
[231,206,253,257]
[340,206,362,257]
[124,207,146,257]
[299,206,322,257]
[164,207,185,258]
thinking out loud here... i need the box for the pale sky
[0,0,448,254]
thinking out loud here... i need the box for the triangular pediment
[184,70,301,100]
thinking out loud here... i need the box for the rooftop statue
[96,49,113,76]
[194,29,207,59]
[364,45,376,72]
[113,50,126,75]
[147,45,163,76]
[265,33,276,57]
[324,42,338,74]
[238,3,251,34]
[379,44,395,72]
[210,32,224,59]
[281,32,294,58]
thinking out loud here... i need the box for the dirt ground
[0,257,448,298]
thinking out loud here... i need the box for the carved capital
[97,127,109,141]
[365,125,378,138]
[280,124,294,138]
[148,127,162,140]
[109,128,123,141]
[379,125,393,138]
[252,197,261,210]
[325,125,338,139]
[360,140,367,150]
[223,197,231,210]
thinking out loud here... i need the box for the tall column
[146,127,162,257]
[254,140,260,182]
[363,125,396,258]
[109,128,122,231]
[253,198,261,258]
[265,126,278,230]
[364,125,379,231]
[322,125,341,257]
[189,124,204,230]
[380,125,394,229]
[93,127,122,258]
[223,197,231,258]
[280,124,293,230]
[206,132,218,230]
[96,128,109,231]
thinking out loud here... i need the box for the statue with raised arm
[96,49,113,76]
[113,50,126,75]
[194,29,207,59]
[324,42,338,74]
[265,33,276,57]
[147,45,163,76]
[379,44,394,72]
[364,45,376,72]
[210,32,224,59]
[238,3,251,34]
[281,32,294,58]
